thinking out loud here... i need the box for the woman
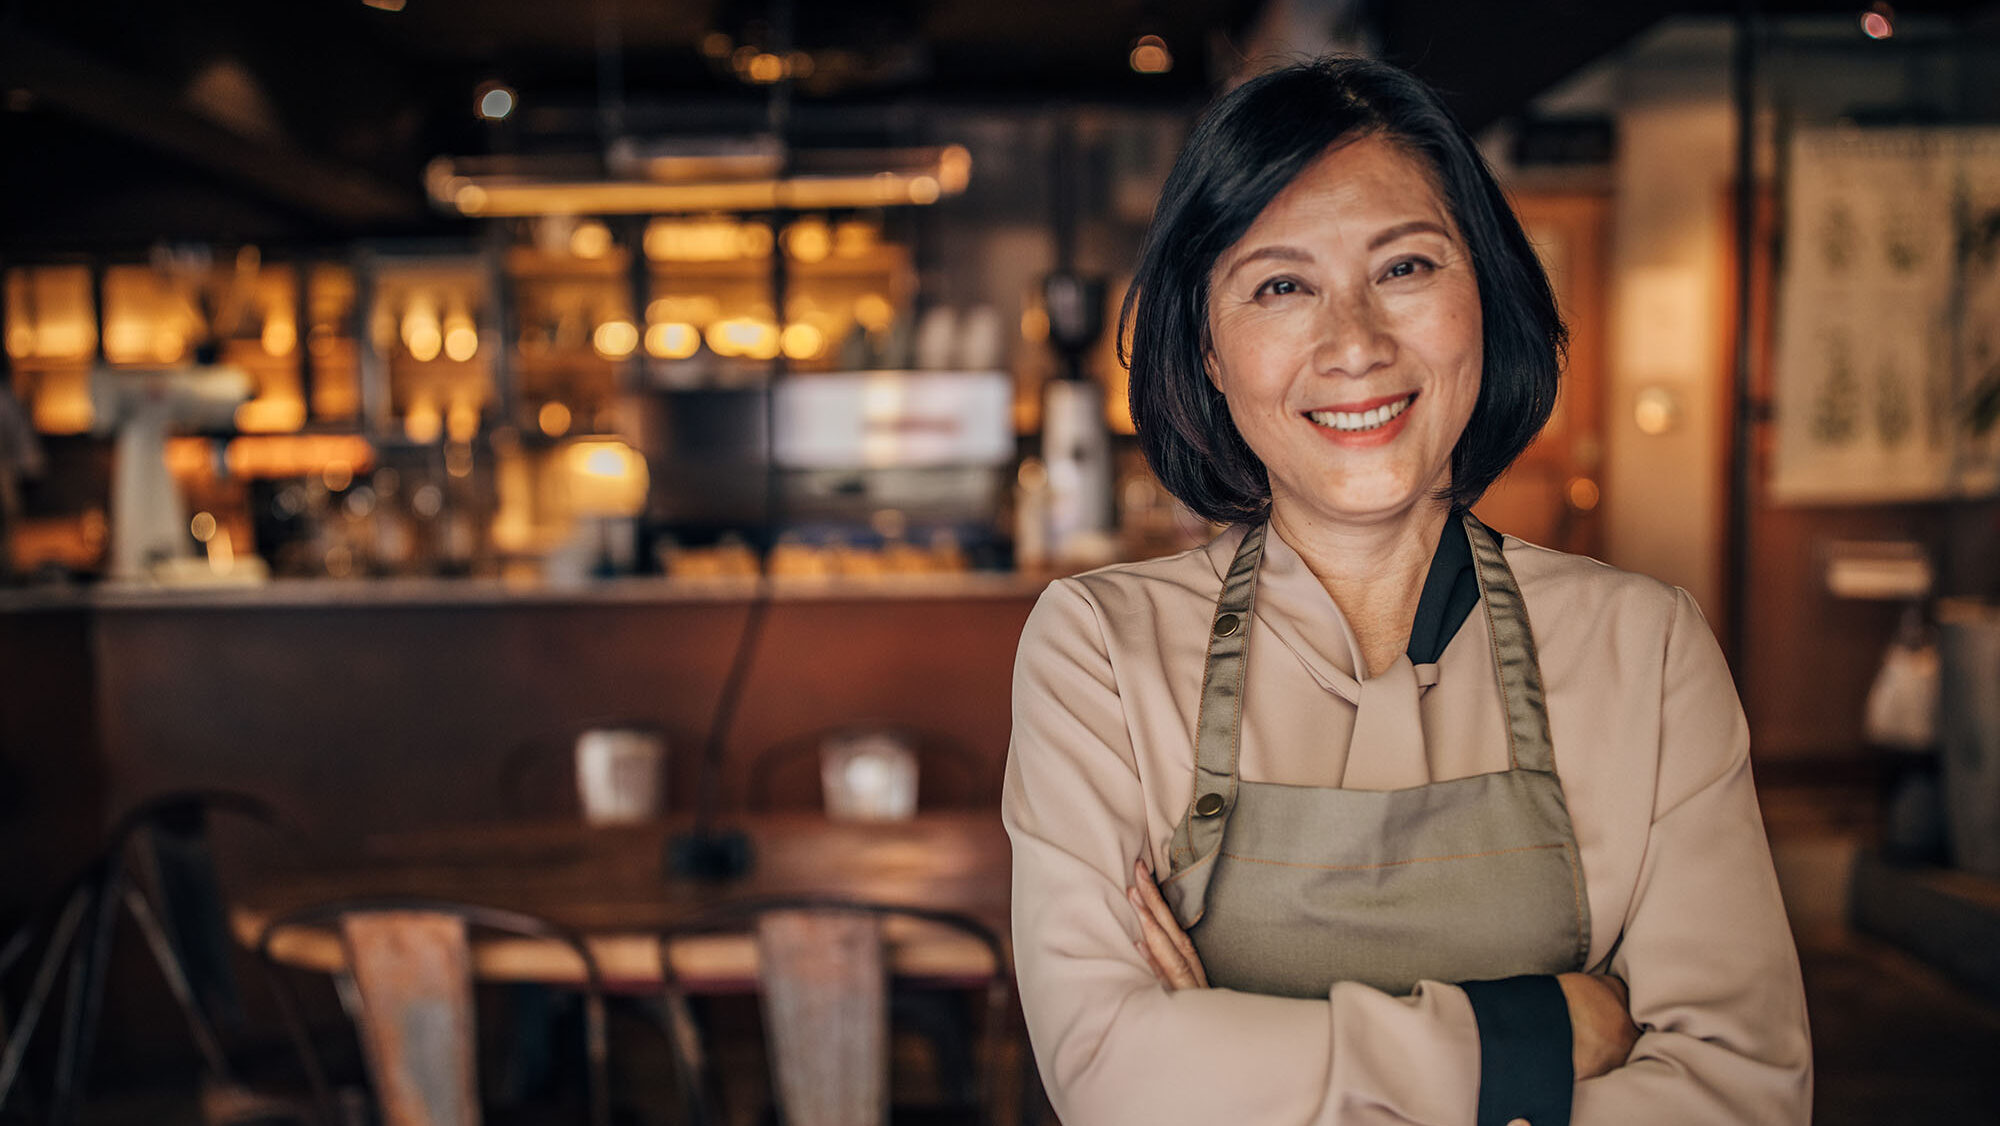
[1003,57,1811,1126]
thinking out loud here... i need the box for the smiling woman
[1006,56,1812,1126]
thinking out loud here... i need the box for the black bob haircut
[1118,56,1566,524]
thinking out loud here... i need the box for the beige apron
[1160,515,1591,999]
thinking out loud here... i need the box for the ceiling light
[426,145,973,218]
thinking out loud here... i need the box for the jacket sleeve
[1571,588,1814,1123]
[1004,580,1487,1126]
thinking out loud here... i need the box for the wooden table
[233,812,1013,991]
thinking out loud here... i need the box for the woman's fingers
[1131,861,1209,988]
[1128,859,1209,990]
[1130,891,1199,989]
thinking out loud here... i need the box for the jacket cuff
[1460,975,1574,1126]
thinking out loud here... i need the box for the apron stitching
[1562,841,1589,968]
[1214,841,1567,872]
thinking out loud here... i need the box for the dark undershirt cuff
[1460,975,1574,1126]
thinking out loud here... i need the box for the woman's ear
[1203,349,1224,393]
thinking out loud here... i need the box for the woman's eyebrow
[1366,219,1451,251]
[1219,245,1313,283]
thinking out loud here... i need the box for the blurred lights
[1129,35,1172,75]
[539,401,573,437]
[707,317,780,360]
[361,0,406,11]
[1861,3,1894,38]
[593,319,639,359]
[404,398,443,444]
[261,313,297,356]
[443,308,479,362]
[1567,476,1602,512]
[569,219,614,259]
[476,82,517,121]
[447,400,481,443]
[645,321,701,360]
[780,322,825,360]
[401,297,442,361]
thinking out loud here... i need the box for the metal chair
[656,896,1012,1126]
[254,898,610,1126]
[0,789,296,1125]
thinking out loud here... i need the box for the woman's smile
[1304,390,1420,444]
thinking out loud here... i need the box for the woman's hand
[1558,972,1640,1079]
[1127,859,1208,990]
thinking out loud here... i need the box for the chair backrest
[657,896,1011,1126]
[756,909,888,1126]
[256,898,610,1126]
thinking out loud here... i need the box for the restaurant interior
[3,0,2000,1122]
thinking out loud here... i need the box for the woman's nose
[1312,295,1397,378]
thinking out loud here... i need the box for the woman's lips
[1303,391,1418,446]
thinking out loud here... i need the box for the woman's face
[1205,133,1482,530]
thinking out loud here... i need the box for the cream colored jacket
[1003,523,1812,1125]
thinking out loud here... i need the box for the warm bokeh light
[1862,4,1895,38]
[443,309,478,362]
[645,321,701,360]
[538,400,573,437]
[708,317,780,360]
[189,511,218,543]
[780,322,825,360]
[938,145,973,194]
[447,400,481,443]
[854,293,894,333]
[569,220,614,260]
[564,438,651,517]
[261,314,297,356]
[1567,476,1602,511]
[404,397,443,444]
[1129,35,1173,74]
[908,176,941,205]
[593,319,639,359]
[746,52,785,84]
[782,219,832,263]
[402,298,442,362]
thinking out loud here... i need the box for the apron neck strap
[1462,512,1558,774]
[1186,522,1268,792]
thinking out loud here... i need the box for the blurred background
[2,1,2000,1123]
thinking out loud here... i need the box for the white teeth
[1308,394,1412,432]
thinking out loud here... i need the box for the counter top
[0,570,1059,613]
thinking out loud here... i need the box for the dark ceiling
[2,0,1997,250]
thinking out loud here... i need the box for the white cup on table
[574,727,666,825]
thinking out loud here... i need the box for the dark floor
[54,828,2000,1126]
[1772,834,2000,1126]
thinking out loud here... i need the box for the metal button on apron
[1193,792,1225,818]
[1212,613,1240,638]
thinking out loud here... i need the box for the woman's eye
[1383,258,1435,281]
[1257,277,1301,298]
